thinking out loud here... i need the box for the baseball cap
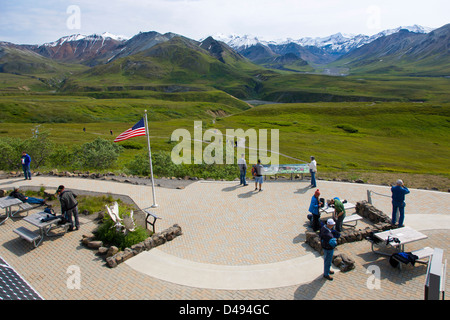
[327,218,336,226]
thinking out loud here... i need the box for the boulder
[87,240,103,249]
[98,247,108,255]
[333,253,355,272]
[106,256,118,268]
[106,246,119,258]
[131,242,145,255]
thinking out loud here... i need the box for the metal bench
[392,247,434,270]
[412,247,435,262]
[342,214,363,228]
[144,209,162,233]
[13,227,42,248]
[11,202,44,218]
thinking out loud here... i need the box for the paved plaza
[0,176,449,300]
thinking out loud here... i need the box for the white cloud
[0,0,448,44]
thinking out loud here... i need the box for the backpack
[251,165,257,176]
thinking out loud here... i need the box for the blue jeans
[65,207,80,229]
[323,248,334,276]
[25,197,45,205]
[392,202,405,226]
[310,170,316,187]
[240,169,247,185]
[22,164,31,179]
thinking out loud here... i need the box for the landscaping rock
[98,247,108,255]
[333,253,355,272]
[87,240,103,249]
[106,246,119,258]
[131,242,145,255]
[106,256,118,268]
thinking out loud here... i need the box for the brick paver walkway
[0,176,449,300]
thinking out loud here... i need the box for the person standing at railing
[391,179,410,228]
[309,156,317,188]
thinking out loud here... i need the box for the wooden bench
[144,209,162,233]
[342,214,363,228]
[13,227,42,248]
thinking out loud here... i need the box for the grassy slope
[215,102,450,174]
[1,101,448,178]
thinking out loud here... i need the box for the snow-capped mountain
[42,32,129,47]
[34,32,129,64]
[214,25,435,56]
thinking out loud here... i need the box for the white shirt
[309,160,317,172]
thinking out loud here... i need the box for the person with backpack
[57,185,80,232]
[252,159,264,191]
[320,219,338,281]
[308,189,323,231]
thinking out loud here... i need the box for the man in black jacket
[57,185,79,231]
[319,219,338,281]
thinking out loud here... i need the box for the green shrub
[126,150,240,180]
[118,141,144,150]
[336,124,359,133]
[95,208,149,250]
[73,138,123,169]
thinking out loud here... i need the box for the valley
[0,23,449,190]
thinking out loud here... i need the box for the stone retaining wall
[81,224,182,268]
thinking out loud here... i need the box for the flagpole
[144,110,158,208]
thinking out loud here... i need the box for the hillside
[60,36,266,98]
[333,24,450,76]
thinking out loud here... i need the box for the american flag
[114,117,146,142]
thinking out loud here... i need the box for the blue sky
[1,0,449,44]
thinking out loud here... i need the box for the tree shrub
[73,138,123,169]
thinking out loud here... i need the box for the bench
[413,247,434,262]
[11,202,44,218]
[13,227,42,248]
[343,214,363,228]
[392,247,434,270]
[144,209,162,233]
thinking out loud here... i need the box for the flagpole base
[151,204,159,208]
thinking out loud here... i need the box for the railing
[367,189,390,205]
[424,248,447,300]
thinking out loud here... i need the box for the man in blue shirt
[391,179,410,227]
[320,219,338,281]
[21,151,32,180]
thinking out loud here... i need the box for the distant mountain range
[0,23,449,98]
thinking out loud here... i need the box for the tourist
[309,156,317,188]
[9,186,45,205]
[391,179,410,227]
[320,219,338,281]
[308,189,322,231]
[253,159,264,191]
[21,151,32,180]
[237,154,248,186]
[330,197,346,232]
[57,185,80,231]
